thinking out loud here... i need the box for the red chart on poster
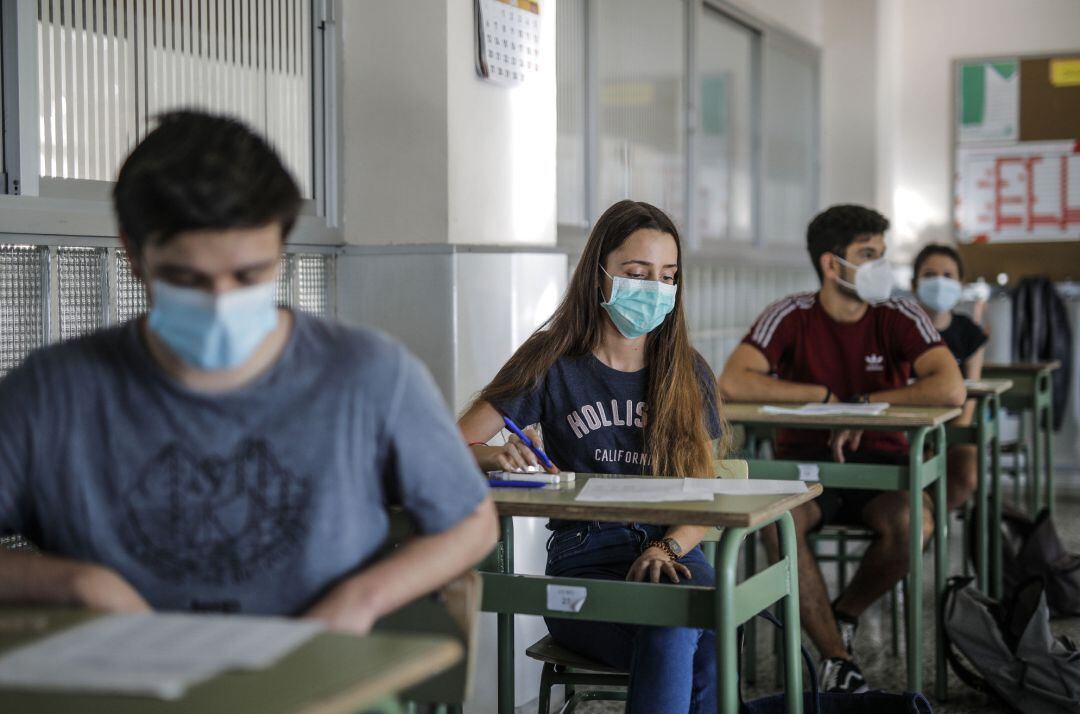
[955,140,1080,243]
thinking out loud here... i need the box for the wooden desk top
[491,474,823,529]
[0,609,462,714]
[984,361,1061,374]
[722,403,962,429]
[964,378,1013,396]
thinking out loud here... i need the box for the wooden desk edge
[299,638,464,714]
[984,361,1062,373]
[724,405,962,428]
[965,379,1013,395]
[493,483,823,529]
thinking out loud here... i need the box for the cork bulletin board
[952,52,1080,284]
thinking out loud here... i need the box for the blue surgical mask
[599,267,678,339]
[148,280,280,371]
[917,276,962,314]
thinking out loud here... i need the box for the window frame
[558,0,820,267]
[0,0,342,245]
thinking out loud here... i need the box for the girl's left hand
[626,547,693,584]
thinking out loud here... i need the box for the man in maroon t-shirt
[719,205,965,693]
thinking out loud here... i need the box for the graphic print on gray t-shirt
[493,353,721,476]
[0,312,488,615]
[118,439,313,586]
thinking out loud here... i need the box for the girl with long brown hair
[459,200,725,712]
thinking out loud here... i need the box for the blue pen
[502,415,556,470]
[487,478,546,489]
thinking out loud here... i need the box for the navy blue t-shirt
[492,352,722,530]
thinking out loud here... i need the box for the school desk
[724,404,960,700]
[983,361,1061,518]
[951,379,1012,598]
[481,474,823,714]
[0,608,462,714]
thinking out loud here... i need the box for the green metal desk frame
[481,510,806,714]
[983,365,1057,518]
[946,390,1004,598]
[741,423,949,701]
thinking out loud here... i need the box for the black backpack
[986,507,1080,617]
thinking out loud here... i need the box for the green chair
[524,460,748,713]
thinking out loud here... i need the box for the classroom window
[35,0,314,196]
[556,0,586,227]
[0,246,48,375]
[695,8,756,243]
[57,246,108,340]
[0,243,334,377]
[114,250,148,323]
[595,0,687,228]
[760,37,818,244]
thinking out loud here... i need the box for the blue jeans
[544,522,717,714]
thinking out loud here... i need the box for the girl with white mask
[912,244,988,511]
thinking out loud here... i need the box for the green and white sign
[957,60,1019,143]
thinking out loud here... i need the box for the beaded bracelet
[644,539,678,562]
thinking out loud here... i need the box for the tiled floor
[555,494,1080,713]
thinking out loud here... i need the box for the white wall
[820,0,1080,260]
[884,0,1080,259]
[341,2,449,245]
[342,0,557,247]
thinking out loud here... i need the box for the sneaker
[819,657,869,694]
[834,610,859,656]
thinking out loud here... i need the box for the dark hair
[912,243,964,285]
[113,110,302,253]
[806,204,890,282]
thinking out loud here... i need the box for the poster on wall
[957,60,1019,144]
[955,140,1080,242]
[475,0,542,87]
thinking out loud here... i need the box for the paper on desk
[0,612,323,699]
[682,479,808,496]
[575,478,808,502]
[575,478,714,502]
[759,403,889,416]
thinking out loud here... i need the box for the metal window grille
[114,249,147,323]
[295,253,331,317]
[0,246,48,376]
[57,246,108,340]
[276,254,292,306]
[37,0,313,195]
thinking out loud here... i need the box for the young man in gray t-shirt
[0,111,497,632]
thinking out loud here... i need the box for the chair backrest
[378,510,482,704]
[714,459,748,479]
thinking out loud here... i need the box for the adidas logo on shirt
[864,354,884,372]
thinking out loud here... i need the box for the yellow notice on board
[1049,59,1080,87]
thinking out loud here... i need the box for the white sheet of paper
[0,613,323,699]
[796,464,821,482]
[546,585,588,613]
[574,478,713,502]
[682,479,808,496]
[759,403,889,416]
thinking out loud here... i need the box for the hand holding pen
[497,416,560,474]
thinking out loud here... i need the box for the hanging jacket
[1011,276,1073,430]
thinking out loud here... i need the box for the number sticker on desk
[476,0,542,86]
[546,585,587,613]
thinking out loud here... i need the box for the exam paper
[575,478,714,502]
[682,479,808,496]
[575,478,809,502]
[759,403,889,417]
[0,612,323,699]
